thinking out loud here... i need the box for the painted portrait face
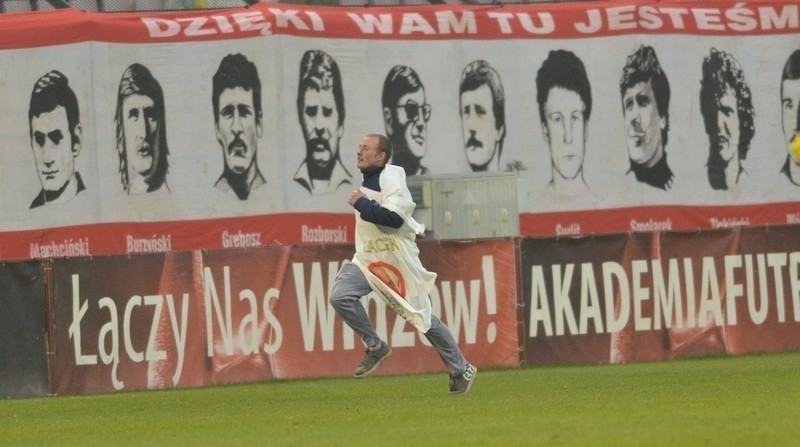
[216,87,261,175]
[543,87,587,180]
[715,87,741,163]
[622,80,664,167]
[302,88,342,168]
[31,105,78,192]
[461,84,501,168]
[394,89,428,158]
[122,93,159,179]
[782,78,800,163]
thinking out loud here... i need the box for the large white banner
[0,3,797,259]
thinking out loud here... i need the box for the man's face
[461,84,502,168]
[714,87,740,163]
[31,105,77,192]
[216,87,261,175]
[392,88,428,158]
[301,87,342,169]
[782,78,800,163]
[122,93,159,178]
[622,79,664,167]
[543,87,587,180]
[356,135,384,171]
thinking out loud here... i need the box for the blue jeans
[329,262,468,376]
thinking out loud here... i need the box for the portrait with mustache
[294,49,352,195]
[28,70,86,209]
[115,63,169,195]
[536,50,591,197]
[700,48,755,191]
[619,45,674,191]
[382,65,430,177]
[212,53,265,201]
[460,60,505,172]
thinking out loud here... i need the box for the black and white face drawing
[619,45,673,191]
[211,53,265,201]
[294,49,352,195]
[536,50,591,196]
[700,48,755,190]
[28,70,85,209]
[115,63,170,195]
[460,60,506,172]
[382,65,430,177]
[780,49,800,185]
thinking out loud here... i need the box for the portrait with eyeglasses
[395,102,431,125]
[382,65,431,177]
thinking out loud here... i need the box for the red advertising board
[521,226,800,365]
[49,239,519,395]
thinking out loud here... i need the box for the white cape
[352,165,435,333]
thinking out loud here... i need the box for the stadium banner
[521,225,800,365]
[49,239,518,395]
[0,261,49,398]
[0,1,798,260]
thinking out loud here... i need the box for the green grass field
[3,351,799,446]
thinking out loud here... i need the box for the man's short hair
[115,63,169,192]
[699,48,755,160]
[29,70,80,140]
[460,60,506,136]
[367,133,393,162]
[619,45,670,146]
[212,53,262,124]
[536,50,592,123]
[296,50,345,127]
[382,65,423,112]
